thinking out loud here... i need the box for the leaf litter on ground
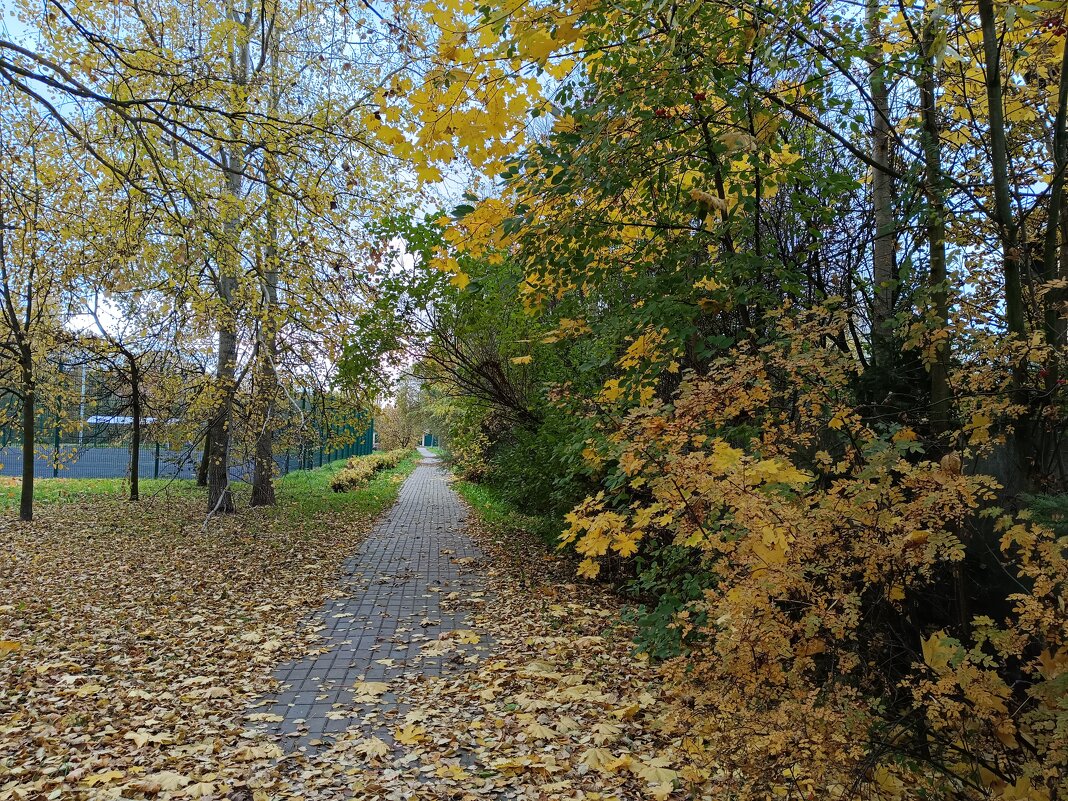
[0,486,704,800]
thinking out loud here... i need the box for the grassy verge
[453,479,560,547]
[0,449,420,523]
[275,449,419,523]
[0,475,202,510]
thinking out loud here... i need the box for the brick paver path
[252,448,489,750]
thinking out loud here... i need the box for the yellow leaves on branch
[553,309,1066,799]
[562,435,814,576]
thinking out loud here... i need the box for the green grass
[0,476,202,509]
[0,449,421,522]
[453,479,560,546]
[275,450,420,523]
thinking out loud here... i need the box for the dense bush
[329,449,409,493]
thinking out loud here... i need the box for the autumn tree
[0,96,82,521]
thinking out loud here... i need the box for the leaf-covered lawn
[1,458,695,800]
[0,457,418,800]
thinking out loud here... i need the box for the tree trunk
[251,41,281,508]
[207,219,238,514]
[207,317,237,514]
[1042,35,1068,352]
[206,6,251,515]
[19,356,33,522]
[868,0,896,367]
[250,273,279,507]
[129,358,140,502]
[978,0,1025,339]
[197,426,211,486]
[921,15,951,435]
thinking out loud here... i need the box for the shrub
[329,449,409,493]
[562,312,1067,799]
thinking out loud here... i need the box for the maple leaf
[394,724,426,745]
[356,736,391,759]
[435,763,472,780]
[0,641,20,659]
[592,722,623,744]
[580,747,615,772]
[577,558,600,579]
[556,715,582,733]
[526,721,557,740]
[234,743,283,761]
[123,729,169,747]
[185,782,217,798]
[450,629,481,644]
[83,769,125,787]
[139,771,191,792]
[636,758,679,785]
[353,680,391,699]
[246,712,285,722]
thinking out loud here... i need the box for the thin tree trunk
[921,14,951,435]
[978,0,1025,338]
[1041,35,1068,354]
[251,36,281,508]
[129,358,140,502]
[251,270,279,506]
[250,357,277,505]
[868,0,896,366]
[19,356,33,522]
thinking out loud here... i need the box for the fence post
[154,441,160,479]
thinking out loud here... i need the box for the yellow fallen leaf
[246,712,285,723]
[134,771,190,792]
[124,730,153,748]
[83,770,125,787]
[526,721,557,740]
[0,641,20,658]
[233,743,282,761]
[353,680,391,699]
[394,724,426,745]
[185,781,216,798]
[435,763,471,780]
[580,747,614,772]
[636,761,679,785]
[356,736,391,759]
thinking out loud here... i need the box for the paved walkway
[251,448,489,749]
